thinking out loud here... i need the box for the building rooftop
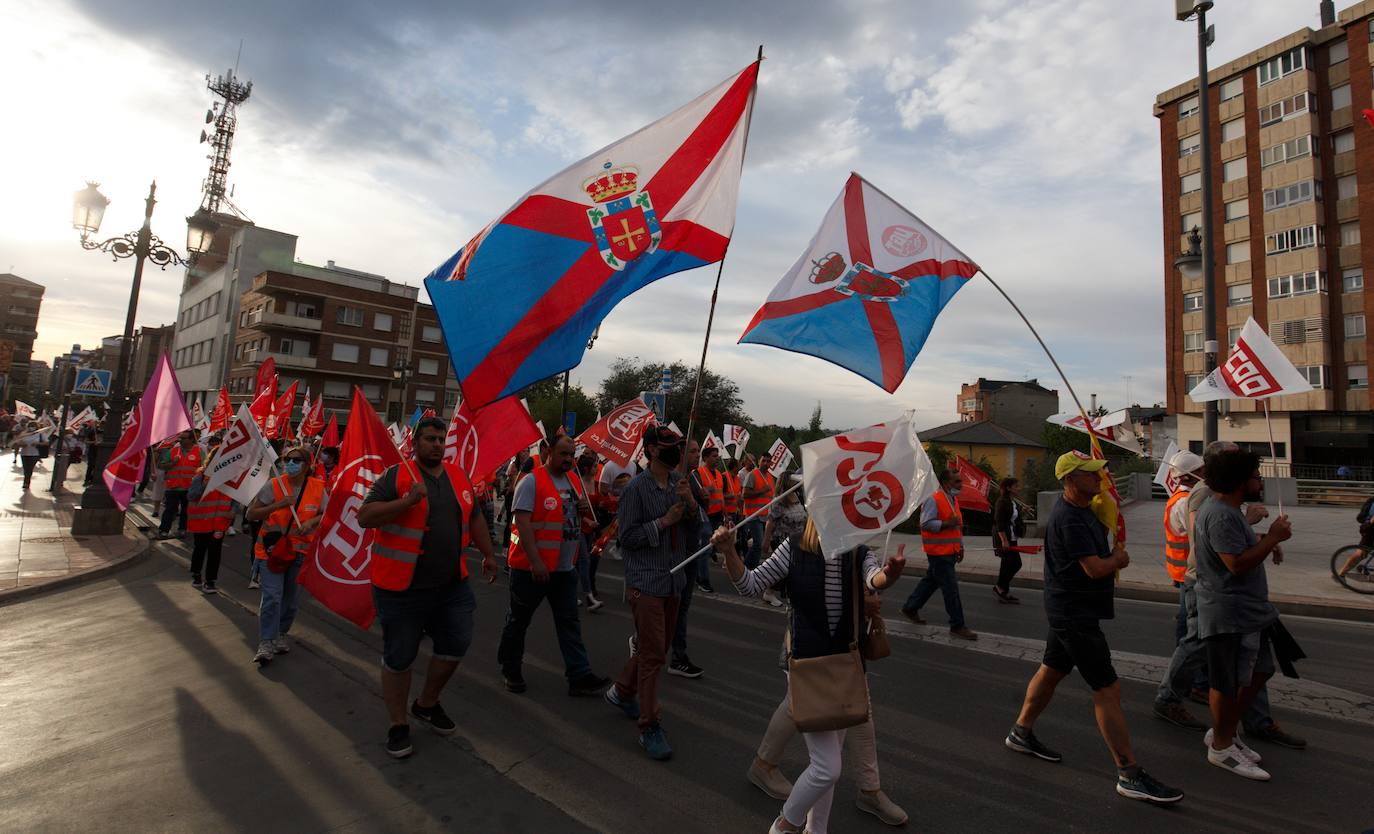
[920,419,1046,449]
[970,377,1056,396]
[0,273,44,290]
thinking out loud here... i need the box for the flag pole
[683,44,764,455]
[1261,399,1283,515]
[670,480,800,575]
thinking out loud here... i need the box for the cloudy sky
[0,0,1324,429]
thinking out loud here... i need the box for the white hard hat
[1169,450,1204,475]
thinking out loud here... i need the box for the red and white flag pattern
[210,386,232,432]
[1189,317,1313,402]
[444,395,541,486]
[765,438,794,476]
[203,404,279,505]
[800,412,936,559]
[578,397,655,468]
[1047,409,1143,456]
[952,456,992,514]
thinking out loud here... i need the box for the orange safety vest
[1163,489,1190,583]
[253,475,326,561]
[166,445,203,490]
[743,468,776,517]
[921,491,963,556]
[696,465,724,515]
[370,461,475,591]
[722,471,743,515]
[508,464,584,572]
[188,489,233,534]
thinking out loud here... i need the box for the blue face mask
[284,460,304,476]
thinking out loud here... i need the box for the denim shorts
[372,580,476,672]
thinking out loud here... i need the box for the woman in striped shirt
[712,519,906,834]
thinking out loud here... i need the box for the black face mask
[656,444,682,468]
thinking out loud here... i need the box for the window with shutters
[1220,76,1244,101]
[1334,130,1355,154]
[414,389,437,404]
[1223,158,1247,182]
[1221,119,1245,142]
[1225,199,1248,223]
[1349,364,1369,390]
[1226,241,1250,264]
[1296,365,1328,388]
[1263,180,1319,211]
[1270,318,1327,345]
[369,347,389,367]
[1346,313,1366,339]
[1227,284,1252,306]
[1178,96,1200,118]
[1228,326,1242,348]
[418,358,440,376]
[1179,134,1200,157]
[1332,83,1352,110]
[1181,172,1202,194]
[1330,40,1349,65]
[1182,210,1202,233]
[323,380,349,399]
[331,342,359,363]
[1342,221,1361,247]
[1338,175,1358,201]
[1184,331,1204,353]
[1344,268,1364,293]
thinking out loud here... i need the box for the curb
[901,564,1374,624]
[0,514,153,607]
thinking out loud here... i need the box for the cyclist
[1336,493,1374,578]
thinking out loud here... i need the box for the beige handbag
[786,553,871,732]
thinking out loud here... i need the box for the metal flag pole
[670,480,801,574]
[1261,399,1283,515]
[682,44,764,453]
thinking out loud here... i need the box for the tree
[516,374,598,440]
[596,357,747,439]
[807,402,823,434]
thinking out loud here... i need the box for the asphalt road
[1,532,1372,834]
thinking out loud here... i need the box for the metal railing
[1295,479,1373,507]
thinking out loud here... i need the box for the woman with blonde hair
[713,518,906,834]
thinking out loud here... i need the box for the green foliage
[517,374,598,440]
[596,357,747,440]
[807,402,823,433]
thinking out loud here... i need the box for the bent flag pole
[426,58,761,413]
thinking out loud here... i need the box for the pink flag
[103,353,192,510]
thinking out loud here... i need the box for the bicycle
[1331,544,1374,594]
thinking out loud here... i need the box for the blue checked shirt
[617,468,700,597]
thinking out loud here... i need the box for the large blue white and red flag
[425,61,760,409]
[739,173,978,392]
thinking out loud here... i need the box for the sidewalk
[872,497,1374,622]
[0,452,149,600]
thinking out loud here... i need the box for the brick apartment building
[0,273,45,396]
[1155,0,1374,468]
[956,377,1060,443]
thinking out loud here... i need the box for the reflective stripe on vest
[697,466,724,515]
[508,464,582,572]
[370,462,474,591]
[1163,490,1190,583]
[743,469,775,517]
[188,491,233,534]
[166,446,202,490]
[253,475,325,560]
[921,491,962,556]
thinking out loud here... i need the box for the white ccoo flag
[1189,317,1313,402]
[204,405,279,505]
[801,411,936,560]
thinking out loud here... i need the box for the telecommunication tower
[198,66,252,219]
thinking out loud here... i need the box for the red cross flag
[578,397,655,467]
[800,412,936,559]
[1189,317,1313,401]
[300,386,401,629]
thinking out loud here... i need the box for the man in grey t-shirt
[1193,447,1291,781]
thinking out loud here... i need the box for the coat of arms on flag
[586,167,662,270]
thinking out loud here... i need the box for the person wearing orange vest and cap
[497,434,610,697]
[900,467,978,640]
[358,417,498,760]
[246,446,326,662]
[187,439,234,595]
[157,431,202,539]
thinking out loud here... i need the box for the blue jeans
[902,555,965,629]
[741,519,765,570]
[575,534,601,597]
[258,556,303,642]
[159,489,189,536]
[373,580,477,672]
[496,568,592,680]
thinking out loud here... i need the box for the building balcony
[244,348,317,370]
[257,310,323,332]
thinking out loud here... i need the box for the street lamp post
[69,181,219,535]
[1177,0,1219,445]
[391,356,414,423]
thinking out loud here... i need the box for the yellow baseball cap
[1055,450,1108,480]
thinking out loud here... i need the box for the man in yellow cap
[1004,451,1184,804]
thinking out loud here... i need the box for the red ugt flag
[322,411,339,447]
[952,456,992,514]
[300,387,402,630]
[210,386,232,432]
[577,397,655,467]
[445,395,540,486]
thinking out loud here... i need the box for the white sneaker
[1205,729,1260,764]
[585,594,605,612]
[1207,743,1270,780]
[253,641,274,665]
[762,590,783,608]
[248,578,261,590]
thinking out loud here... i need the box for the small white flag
[1047,409,1143,456]
[1189,317,1313,402]
[1153,440,1182,494]
[766,438,794,476]
[204,405,280,505]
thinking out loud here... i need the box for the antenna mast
[199,65,252,218]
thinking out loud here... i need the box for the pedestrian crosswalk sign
[73,368,112,397]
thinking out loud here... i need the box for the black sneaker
[1116,767,1184,804]
[190,574,203,589]
[568,673,612,697]
[386,724,413,758]
[410,700,456,735]
[201,581,218,595]
[667,657,704,679]
[502,667,527,694]
[696,582,715,594]
[1005,726,1062,762]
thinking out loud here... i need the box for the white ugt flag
[801,411,936,560]
[14,400,36,420]
[1189,317,1313,402]
[204,405,279,505]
